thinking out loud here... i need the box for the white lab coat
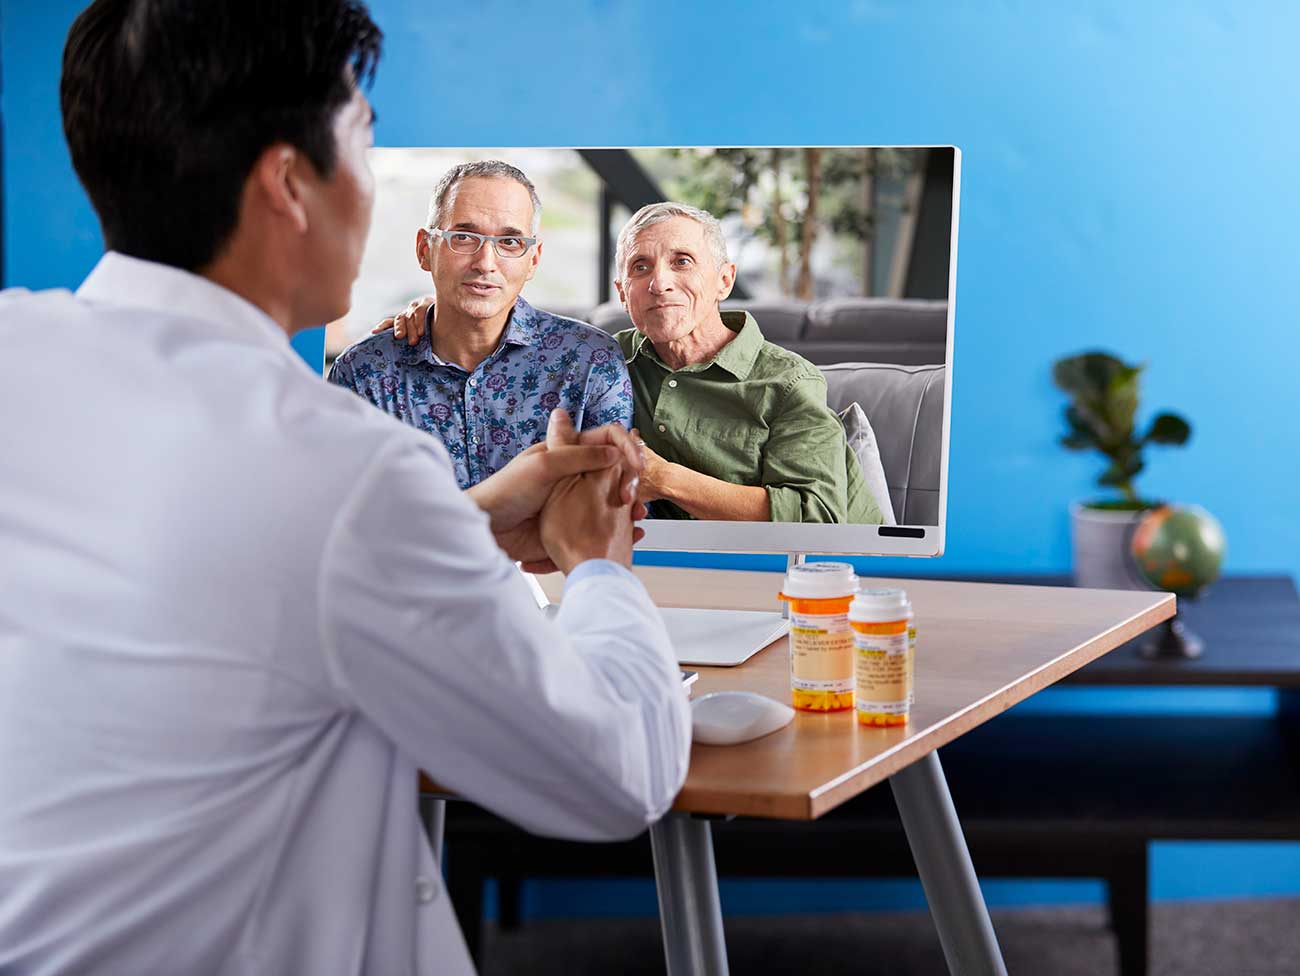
[0,253,691,975]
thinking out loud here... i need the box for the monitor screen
[332,146,958,557]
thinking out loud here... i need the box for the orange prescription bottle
[778,562,858,712]
[907,602,917,705]
[850,588,913,726]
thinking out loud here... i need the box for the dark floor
[478,898,1300,975]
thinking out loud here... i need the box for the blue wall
[5,0,1299,911]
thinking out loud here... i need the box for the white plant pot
[1069,503,1150,590]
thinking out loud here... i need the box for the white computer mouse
[690,691,795,746]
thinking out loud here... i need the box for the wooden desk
[534,566,1174,976]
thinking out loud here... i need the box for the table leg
[890,750,1008,976]
[649,813,730,976]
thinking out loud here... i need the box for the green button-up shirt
[617,311,883,524]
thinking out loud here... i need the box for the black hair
[60,0,382,271]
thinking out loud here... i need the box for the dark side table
[1061,575,1300,689]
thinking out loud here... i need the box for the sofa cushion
[803,298,947,365]
[784,341,941,367]
[588,301,634,334]
[718,300,808,342]
[837,402,896,526]
[805,297,948,342]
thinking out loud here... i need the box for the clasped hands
[466,409,646,575]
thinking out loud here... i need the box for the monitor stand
[661,554,803,667]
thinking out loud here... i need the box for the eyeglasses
[429,228,537,259]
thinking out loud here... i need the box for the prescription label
[854,630,911,724]
[788,612,854,692]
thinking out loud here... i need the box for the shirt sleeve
[565,559,639,589]
[326,347,387,415]
[761,368,853,523]
[325,351,353,389]
[583,337,635,431]
[326,348,381,411]
[317,433,691,841]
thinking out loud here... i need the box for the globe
[1129,504,1226,599]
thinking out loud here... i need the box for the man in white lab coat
[0,2,690,974]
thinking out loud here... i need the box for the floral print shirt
[328,297,633,488]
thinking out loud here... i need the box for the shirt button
[415,875,438,904]
[657,424,666,433]
[668,379,678,388]
[472,435,480,444]
[468,378,477,387]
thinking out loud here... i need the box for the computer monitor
[338,145,958,563]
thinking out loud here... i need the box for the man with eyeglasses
[329,160,633,488]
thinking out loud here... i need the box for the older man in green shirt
[613,202,883,524]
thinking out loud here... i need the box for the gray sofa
[587,296,947,366]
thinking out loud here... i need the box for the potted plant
[1053,351,1191,588]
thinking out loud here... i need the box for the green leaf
[1068,398,1118,448]
[1144,412,1191,445]
[1062,405,1099,450]
[1052,352,1129,398]
[1101,366,1140,441]
[1063,405,1093,435]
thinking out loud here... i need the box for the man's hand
[553,413,643,507]
[636,443,674,503]
[372,295,434,347]
[466,410,645,572]
[633,441,771,521]
[540,464,636,574]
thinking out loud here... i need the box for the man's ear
[524,239,542,284]
[716,262,737,303]
[614,277,628,309]
[250,144,309,234]
[416,228,432,272]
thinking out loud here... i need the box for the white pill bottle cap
[850,587,911,623]
[780,561,858,600]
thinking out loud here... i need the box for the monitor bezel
[362,143,960,558]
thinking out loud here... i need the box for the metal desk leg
[420,796,446,863]
[890,750,1008,976]
[650,813,730,976]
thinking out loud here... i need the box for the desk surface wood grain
[537,566,1175,820]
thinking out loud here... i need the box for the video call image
[326,147,955,527]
